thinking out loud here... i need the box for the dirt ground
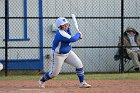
[0,80,140,93]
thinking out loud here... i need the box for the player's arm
[70,32,81,41]
[60,31,81,42]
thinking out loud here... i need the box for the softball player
[39,17,91,88]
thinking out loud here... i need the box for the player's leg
[65,51,91,88]
[39,51,68,88]
[65,51,84,82]
[49,53,68,78]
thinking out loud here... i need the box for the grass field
[0,72,140,80]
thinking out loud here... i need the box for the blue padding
[0,59,40,70]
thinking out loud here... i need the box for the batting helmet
[55,17,68,28]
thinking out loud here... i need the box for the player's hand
[79,31,83,39]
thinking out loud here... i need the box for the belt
[51,49,68,54]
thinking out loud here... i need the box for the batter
[38,17,91,88]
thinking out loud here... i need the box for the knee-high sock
[76,68,84,83]
[40,72,51,82]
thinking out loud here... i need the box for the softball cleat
[80,81,91,88]
[38,80,45,88]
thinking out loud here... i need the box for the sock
[40,72,51,82]
[76,68,84,83]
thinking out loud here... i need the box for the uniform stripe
[50,51,55,75]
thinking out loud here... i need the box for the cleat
[80,81,91,88]
[38,80,45,88]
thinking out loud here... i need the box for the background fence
[0,0,140,76]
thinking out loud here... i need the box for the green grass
[86,73,140,80]
[0,72,140,80]
[54,73,140,80]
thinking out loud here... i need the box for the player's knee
[76,61,83,68]
[78,63,83,68]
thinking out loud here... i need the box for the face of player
[60,23,69,31]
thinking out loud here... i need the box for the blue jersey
[52,28,80,54]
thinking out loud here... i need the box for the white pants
[48,50,83,78]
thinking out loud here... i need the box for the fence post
[120,0,124,73]
[39,0,43,71]
[5,0,9,76]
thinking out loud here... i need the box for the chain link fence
[0,0,140,76]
